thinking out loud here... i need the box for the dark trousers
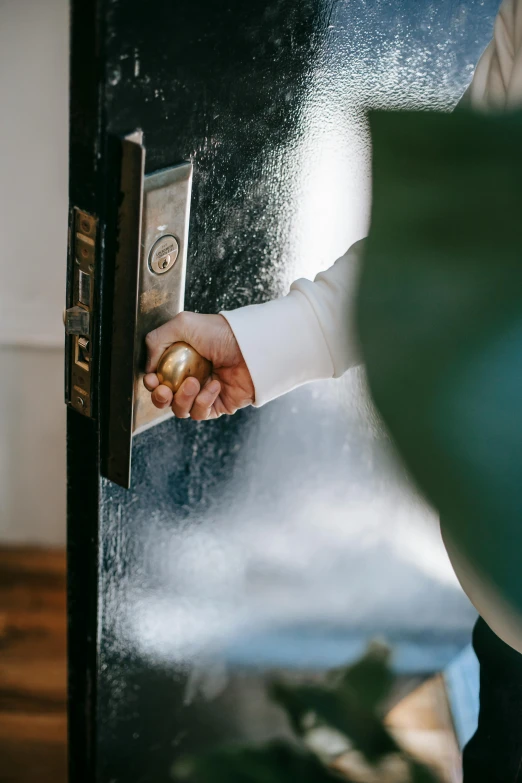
[463,618,522,782]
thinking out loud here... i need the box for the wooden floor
[0,546,460,783]
[386,677,462,783]
[0,547,67,783]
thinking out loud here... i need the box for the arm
[460,0,522,111]
[221,240,363,406]
[144,240,364,417]
[145,0,522,420]
[222,0,522,408]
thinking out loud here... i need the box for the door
[67,1,499,781]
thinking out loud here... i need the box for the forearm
[462,0,522,111]
[222,0,522,408]
[221,240,364,406]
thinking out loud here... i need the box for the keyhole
[148,235,179,274]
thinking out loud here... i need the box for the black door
[67,1,499,781]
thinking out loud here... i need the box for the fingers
[145,312,189,373]
[151,384,173,410]
[147,371,222,420]
[170,377,221,420]
[188,380,221,421]
[171,377,201,418]
[144,373,160,391]
[145,312,230,375]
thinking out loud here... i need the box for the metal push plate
[105,131,193,488]
[133,164,192,435]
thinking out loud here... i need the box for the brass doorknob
[156,342,212,394]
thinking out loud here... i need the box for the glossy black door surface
[68,1,500,780]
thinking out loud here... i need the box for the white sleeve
[221,240,364,407]
[222,0,522,409]
[465,0,522,110]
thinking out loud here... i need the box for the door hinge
[65,208,98,418]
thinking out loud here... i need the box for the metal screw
[81,219,90,234]
[76,396,85,408]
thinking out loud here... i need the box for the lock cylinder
[148,234,179,274]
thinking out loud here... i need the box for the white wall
[0,0,69,545]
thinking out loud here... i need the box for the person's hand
[144,312,255,420]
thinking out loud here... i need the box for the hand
[144,312,255,420]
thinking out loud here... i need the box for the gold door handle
[156,342,212,394]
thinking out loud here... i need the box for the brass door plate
[65,209,98,418]
[104,131,193,488]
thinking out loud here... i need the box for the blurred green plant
[172,644,440,783]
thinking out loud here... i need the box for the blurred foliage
[172,644,440,783]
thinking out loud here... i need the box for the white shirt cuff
[221,290,334,407]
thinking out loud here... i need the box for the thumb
[145,312,192,373]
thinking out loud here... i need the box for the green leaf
[172,740,348,783]
[409,759,441,783]
[328,642,394,714]
[172,647,442,783]
[270,681,399,763]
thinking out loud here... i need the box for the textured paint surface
[75,0,501,779]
